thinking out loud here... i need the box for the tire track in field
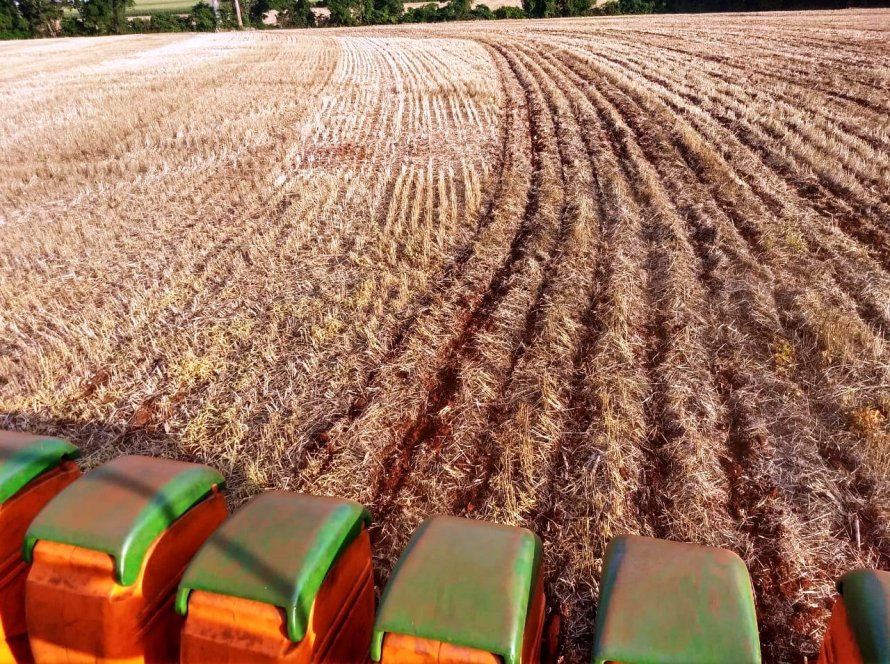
[523,42,633,538]
[520,38,723,655]
[610,29,889,115]
[297,43,513,475]
[471,37,683,653]
[564,42,890,338]
[584,71,812,658]
[545,28,890,156]
[443,40,579,521]
[622,52,890,271]
[575,32,874,499]
[587,33,890,194]
[368,38,570,538]
[364,57,541,527]
[487,44,612,657]
[608,44,883,632]
[656,94,890,572]
[538,39,823,658]
[545,37,888,658]
[570,41,890,393]
[300,69,516,478]
[604,78,807,664]
[553,57,702,540]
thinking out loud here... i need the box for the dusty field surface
[2,11,889,661]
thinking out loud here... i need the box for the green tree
[442,0,468,17]
[355,0,373,22]
[328,0,403,25]
[73,0,133,33]
[493,4,524,16]
[0,0,29,37]
[189,1,216,29]
[556,0,589,14]
[522,0,555,17]
[327,0,354,24]
[470,2,493,16]
[248,0,282,25]
[615,0,656,12]
[149,10,186,29]
[290,0,313,25]
[273,0,313,25]
[17,0,63,34]
[371,0,401,22]
[401,2,440,21]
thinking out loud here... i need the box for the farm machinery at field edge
[0,430,886,664]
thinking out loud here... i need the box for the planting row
[0,430,885,663]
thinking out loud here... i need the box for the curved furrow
[560,34,890,215]
[551,39,890,334]
[509,34,738,656]
[298,39,533,571]
[438,40,577,522]
[541,44,734,539]
[542,29,890,150]
[602,27,890,114]
[586,32,890,177]
[3,15,890,663]
[189,38,502,499]
[360,40,566,556]
[548,32,885,536]
[478,41,631,660]
[530,38,875,660]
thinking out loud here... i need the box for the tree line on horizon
[1,0,886,40]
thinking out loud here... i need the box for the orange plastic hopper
[372,516,545,664]
[819,569,890,664]
[177,492,375,663]
[0,431,81,664]
[23,455,227,664]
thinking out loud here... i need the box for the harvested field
[1,10,889,660]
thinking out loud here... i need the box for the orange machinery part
[0,462,81,664]
[380,571,545,664]
[181,527,375,664]
[818,598,863,664]
[25,490,228,664]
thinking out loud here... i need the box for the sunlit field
[1,11,888,659]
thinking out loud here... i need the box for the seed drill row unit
[0,431,885,663]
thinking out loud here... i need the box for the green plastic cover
[371,515,542,664]
[176,491,371,643]
[592,535,761,664]
[0,430,79,504]
[23,455,224,586]
[838,569,890,664]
